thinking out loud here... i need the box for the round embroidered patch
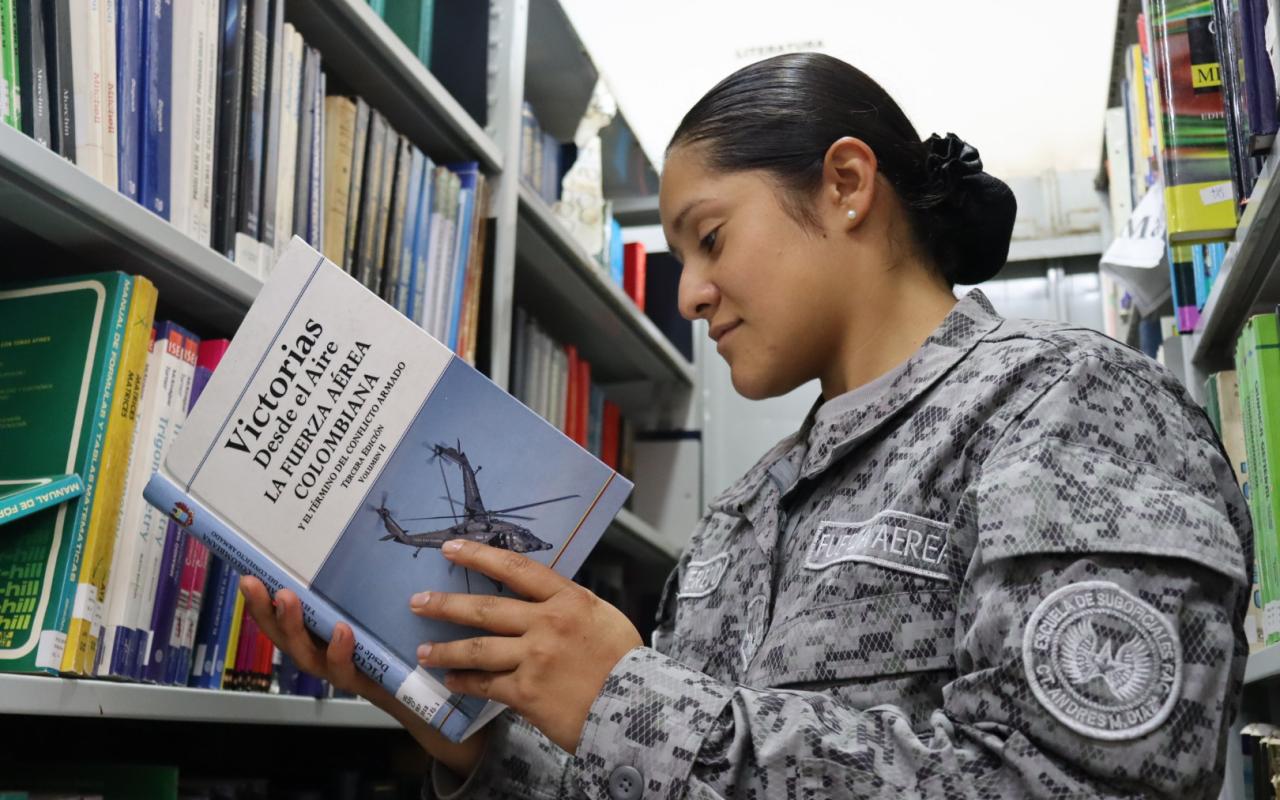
[1022,581,1181,741]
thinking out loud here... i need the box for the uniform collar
[793,288,1003,484]
[709,289,1002,515]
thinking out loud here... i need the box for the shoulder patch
[678,553,730,599]
[805,511,949,581]
[1023,581,1181,741]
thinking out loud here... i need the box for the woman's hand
[238,576,487,777]
[413,540,645,753]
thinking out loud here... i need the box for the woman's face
[660,145,854,400]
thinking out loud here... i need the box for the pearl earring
[847,209,858,221]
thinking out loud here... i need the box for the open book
[143,238,632,741]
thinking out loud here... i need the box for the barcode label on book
[36,630,65,670]
[72,582,99,624]
[1200,182,1233,206]
[395,668,447,721]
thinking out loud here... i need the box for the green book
[0,473,84,528]
[383,0,433,67]
[0,0,19,130]
[0,273,132,673]
[1237,314,1280,644]
[370,0,387,17]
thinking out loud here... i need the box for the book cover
[0,273,131,674]
[100,0,117,191]
[212,0,247,257]
[133,323,198,679]
[0,0,19,130]
[115,0,142,201]
[139,0,172,218]
[321,95,357,265]
[143,237,631,740]
[0,475,84,529]
[1144,0,1238,241]
[15,0,49,147]
[258,0,284,250]
[42,0,73,159]
[61,275,157,674]
[69,0,104,182]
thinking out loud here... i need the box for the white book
[168,0,203,238]
[271,27,303,264]
[141,237,630,741]
[189,0,221,246]
[71,0,105,182]
[419,168,447,331]
[234,234,267,279]
[554,345,568,433]
[100,0,119,191]
[429,173,460,342]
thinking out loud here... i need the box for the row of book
[320,96,489,359]
[510,306,637,479]
[1169,241,1229,332]
[1239,723,1280,799]
[521,101,568,206]
[0,271,321,700]
[0,1,487,361]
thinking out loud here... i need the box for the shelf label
[1263,601,1280,640]
[1200,182,1234,206]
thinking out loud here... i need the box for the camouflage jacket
[428,289,1251,800]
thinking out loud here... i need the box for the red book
[624,242,646,311]
[578,359,591,448]
[564,345,578,438]
[601,401,620,469]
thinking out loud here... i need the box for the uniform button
[607,765,643,800]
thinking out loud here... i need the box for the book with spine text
[143,237,631,740]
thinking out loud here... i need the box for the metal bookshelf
[1191,151,1280,371]
[0,124,260,335]
[1246,645,1280,686]
[0,673,397,728]
[516,185,695,386]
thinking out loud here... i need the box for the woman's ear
[822,137,877,232]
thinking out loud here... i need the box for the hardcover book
[143,238,631,740]
[0,475,84,529]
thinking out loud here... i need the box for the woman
[242,53,1250,798]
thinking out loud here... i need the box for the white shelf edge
[1245,644,1280,685]
[0,673,398,728]
[516,185,695,386]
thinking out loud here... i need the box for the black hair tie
[922,132,1017,285]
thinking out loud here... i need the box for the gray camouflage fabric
[427,289,1251,800]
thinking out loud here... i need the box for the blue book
[610,218,624,287]
[444,162,480,351]
[0,474,84,529]
[411,159,437,327]
[187,553,234,688]
[139,0,173,219]
[143,239,631,741]
[396,149,427,316]
[1191,244,1207,311]
[116,0,144,201]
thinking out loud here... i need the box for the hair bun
[922,133,1017,285]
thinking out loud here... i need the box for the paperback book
[143,237,631,741]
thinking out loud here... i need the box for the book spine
[383,137,413,305]
[395,148,425,314]
[139,0,171,218]
[61,277,157,674]
[188,0,219,246]
[269,25,301,261]
[417,167,445,329]
[368,129,400,298]
[142,470,478,740]
[16,0,50,146]
[341,98,370,272]
[308,63,323,248]
[70,0,104,181]
[354,112,385,288]
[115,0,142,201]
[428,171,458,341]
[0,475,84,528]
[463,176,490,364]
[218,586,245,688]
[0,0,19,130]
[44,0,74,158]
[188,552,231,686]
[444,163,479,351]
[257,0,284,250]
[410,157,435,324]
[235,0,268,241]
[212,0,247,257]
[167,0,199,234]
[289,45,314,246]
[100,0,117,190]
[321,96,356,264]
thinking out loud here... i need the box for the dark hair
[668,52,1016,285]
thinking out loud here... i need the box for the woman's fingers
[411,589,531,635]
[441,541,570,602]
[239,576,286,644]
[419,635,522,673]
[271,588,332,677]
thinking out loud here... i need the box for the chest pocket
[753,511,957,686]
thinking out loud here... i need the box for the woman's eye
[700,228,719,253]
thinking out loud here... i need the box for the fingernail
[411,592,431,608]
[443,540,463,554]
[417,643,432,663]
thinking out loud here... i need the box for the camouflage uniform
[428,289,1251,800]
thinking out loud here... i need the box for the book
[0,475,84,529]
[1243,0,1278,151]
[100,0,117,192]
[306,53,323,249]
[341,97,370,273]
[61,275,157,674]
[1237,313,1280,644]
[383,136,414,305]
[15,0,49,147]
[383,0,433,67]
[392,146,425,315]
[321,95,357,265]
[1143,0,1238,241]
[258,0,285,252]
[235,0,269,242]
[444,162,479,350]
[289,44,316,249]
[354,111,388,290]
[42,0,74,160]
[212,0,248,257]
[115,0,142,201]
[169,0,215,240]
[139,0,172,218]
[623,242,646,311]
[69,0,104,182]
[0,273,133,673]
[456,174,490,363]
[368,124,399,298]
[0,0,18,130]
[269,24,302,264]
[142,237,631,739]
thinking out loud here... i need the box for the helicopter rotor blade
[485,494,580,515]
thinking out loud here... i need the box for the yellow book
[61,276,158,673]
[220,590,246,690]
